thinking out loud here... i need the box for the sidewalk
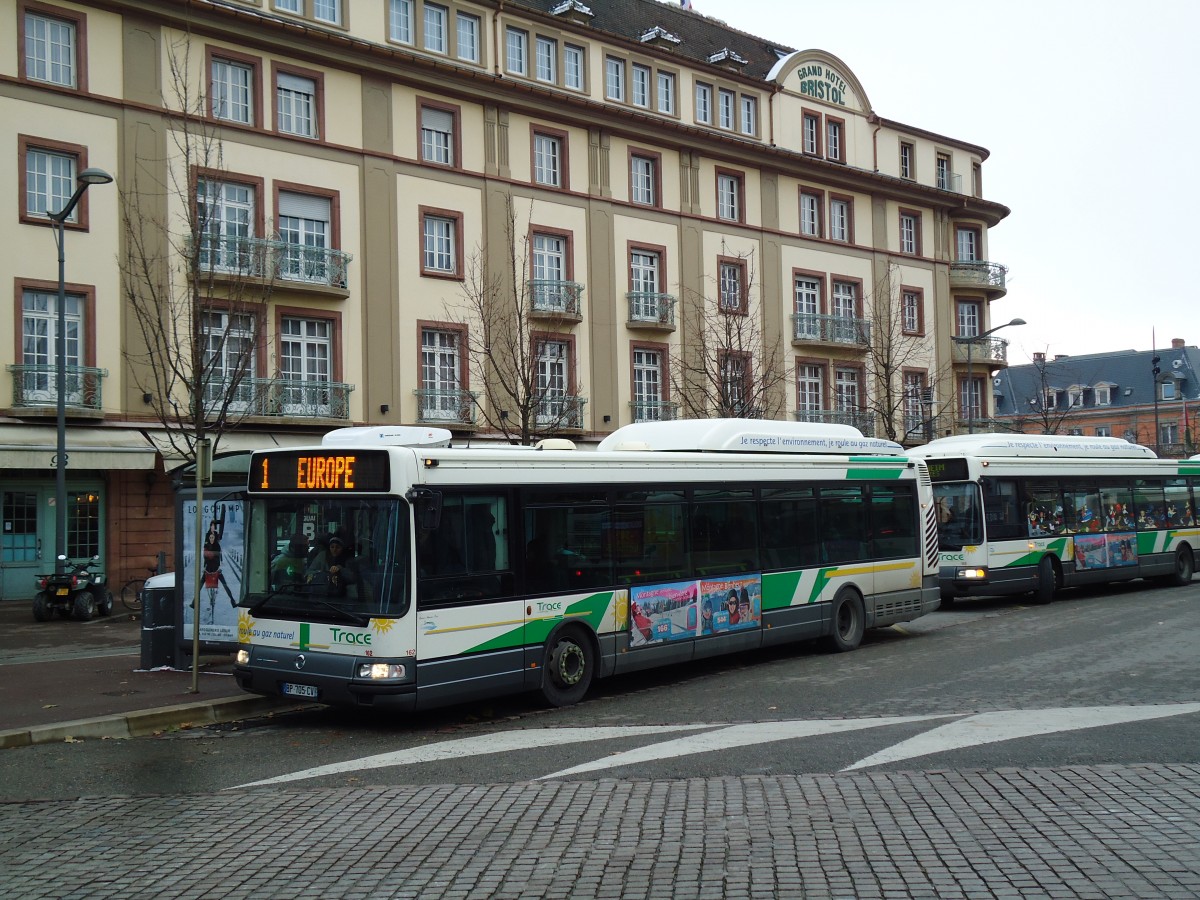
[0,597,289,749]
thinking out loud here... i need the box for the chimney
[1054,354,1068,360]
[1172,338,1185,349]
[1032,351,1045,363]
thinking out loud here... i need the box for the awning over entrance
[0,424,158,470]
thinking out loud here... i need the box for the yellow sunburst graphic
[371,617,395,634]
[613,591,629,631]
[237,609,256,643]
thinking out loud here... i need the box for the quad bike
[32,556,114,622]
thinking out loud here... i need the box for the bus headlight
[956,567,988,580]
[358,662,407,680]
[236,649,250,665]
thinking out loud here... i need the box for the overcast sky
[687,0,1198,363]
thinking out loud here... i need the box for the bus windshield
[933,482,984,549]
[240,496,410,622]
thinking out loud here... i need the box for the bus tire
[822,587,865,653]
[541,626,595,707]
[1032,556,1058,604]
[1166,545,1194,587]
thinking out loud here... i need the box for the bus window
[1023,479,1063,536]
[418,493,510,606]
[1100,483,1134,530]
[869,484,917,559]
[1062,482,1101,534]
[819,486,869,562]
[691,490,758,576]
[931,482,983,548]
[1134,479,1166,530]
[759,488,818,570]
[613,489,688,585]
[981,479,1021,540]
[526,500,611,593]
[1164,479,1195,527]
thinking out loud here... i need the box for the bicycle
[120,565,158,612]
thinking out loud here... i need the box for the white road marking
[539,716,952,779]
[231,724,712,788]
[843,703,1200,770]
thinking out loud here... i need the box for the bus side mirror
[406,488,443,532]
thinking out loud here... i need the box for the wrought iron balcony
[530,280,584,318]
[193,235,352,289]
[629,400,680,422]
[626,292,677,329]
[8,364,107,411]
[793,408,875,436]
[414,388,478,426]
[949,260,1007,295]
[205,377,353,419]
[535,394,586,430]
[952,336,1010,367]
[791,313,871,346]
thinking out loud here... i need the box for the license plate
[282,682,319,699]
[56,588,70,596]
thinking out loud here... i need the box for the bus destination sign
[924,457,969,482]
[251,450,391,493]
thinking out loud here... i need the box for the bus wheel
[1166,545,1194,587]
[541,627,594,707]
[1032,556,1058,604]
[822,587,865,653]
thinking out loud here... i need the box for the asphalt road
[2,579,1197,800]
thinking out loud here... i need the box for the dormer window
[1067,387,1082,409]
[1094,384,1112,406]
[640,26,681,49]
[707,48,748,70]
[1161,381,1177,400]
[550,0,594,25]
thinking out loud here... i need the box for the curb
[0,695,295,750]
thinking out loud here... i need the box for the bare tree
[1005,351,1092,435]
[672,249,787,420]
[449,194,585,445]
[122,35,276,464]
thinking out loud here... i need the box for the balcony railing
[8,364,107,411]
[630,400,680,422]
[414,388,478,426]
[794,408,875,436]
[627,292,677,328]
[535,394,586,430]
[194,235,352,289]
[204,377,353,419]
[936,169,962,192]
[791,313,871,346]
[949,260,1007,293]
[952,336,1010,367]
[530,280,584,318]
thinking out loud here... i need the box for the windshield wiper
[245,588,369,627]
[305,596,371,627]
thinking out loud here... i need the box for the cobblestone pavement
[3,764,1199,899]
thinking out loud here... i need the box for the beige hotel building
[0,0,1010,597]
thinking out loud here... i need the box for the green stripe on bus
[762,570,802,611]
[1178,465,1200,477]
[467,591,616,654]
[846,468,904,480]
[847,456,907,464]
[1003,538,1069,567]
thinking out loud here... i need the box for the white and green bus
[233,419,941,711]
[909,434,1200,604]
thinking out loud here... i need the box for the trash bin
[140,571,177,669]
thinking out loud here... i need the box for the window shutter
[277,72,315,93]
[421,106,454,133]
[279,191,330,221]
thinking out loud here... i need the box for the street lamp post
[953,317,1025,435]
[46,167,113,575]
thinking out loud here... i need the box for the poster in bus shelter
[1073,532,1138,571]
[630,580,698,646]
[180,496,245,645]
[702,575,762,634]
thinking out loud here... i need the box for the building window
[389,0,413,44]
[956,227,980,261]
[456,13,480,62]
[1161,381,1177,401]
[956,301,980,338]
[972,162,983,198]
[740,96,757,135]
[211,57,255,124]
[721,354,749,415]
[1095,425,1112,437]
[903,372,926,435]
[657,71,676,114]
[420,104,456,166]
[1095,385,1111,406]
[313,0,341,25]
[826,117,843,162]
[631,249,661,293]
[630,153,657,206]
[532,233,567,287]
[420,328,463,421]
[899,141,913,179]
[197,178,255,272]
[717,172,742,222]
[533,131,563,188]
[421,210,460,277]
[605,57,625,101]
[831,281,858,342]
[797,364,823,413]
[564,44,584,90]
[695,82,712,124]
[275,0,302,10]
[794,276,821,340]
[280,316,334,414]
[1067,388,1083,409]
[24,9,79,88]
[633,348,665,421]
[719,89,735,129]
[829,197,851,242]
[936,152,953,190]
[536,36,557,83]
[632,64,651,108]
[959,378,983,422]
[20,289,85,404]
[201,310,257,410]
[802,113,821,154]
[718,260,746,313]
[276,70,318,138]
[835,368,860,413]
[800,190,822,237]
[277,191,331,283]
[899,211,920,255]
[423,3,447,52]
[535,340,572,426]
[902,290,923,335]
[505,27,527,74]
[24,144,77,221]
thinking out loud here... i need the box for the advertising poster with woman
[181,498,245,644]
[629,580,698,646]
[702,575,762,633]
